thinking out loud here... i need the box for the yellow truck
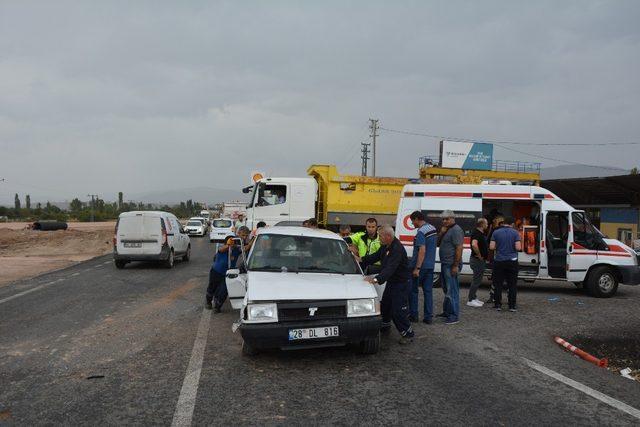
[243,165,413,230]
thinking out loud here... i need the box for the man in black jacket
[361,225,414,344]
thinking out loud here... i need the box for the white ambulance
[395,184,640,298]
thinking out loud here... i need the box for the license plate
[124,242,142,248]
[288,326,339,341]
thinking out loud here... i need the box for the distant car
[185,220,206,236]
[187,216,209,232]
[113,211,191,269]
[209,218,234,243]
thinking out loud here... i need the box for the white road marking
[71,272,80,277]
[103,261,111,265]
[171,309,212,427]
[523,358,640,420]
[0,279,65,305]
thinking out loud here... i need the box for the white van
[113,211,191,269]
[209,218,234,243]
[395,184,640,298]
[225,226,382,355]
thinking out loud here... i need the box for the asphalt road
[1,237,639,426]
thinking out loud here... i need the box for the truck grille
[278,301,347,321]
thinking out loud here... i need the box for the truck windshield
[248,234,361,275]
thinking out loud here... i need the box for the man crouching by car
[206,226,251,312]
[359,225,414,344]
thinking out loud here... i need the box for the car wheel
[183,245,191,262]
[359,332,380,355]
[586,266,618,298]
[114,260,127,269]
[165,250,175,269]
[242,340,259,356]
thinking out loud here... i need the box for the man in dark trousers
[361,225,414,344]
[490,217,522,312]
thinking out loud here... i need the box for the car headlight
[247,303,278,323]
[347,298,380,317]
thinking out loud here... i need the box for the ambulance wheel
[359,333,380,355]
[183,245,191,262]
[114,260,127,269]
[586,266,618,298]
[433,273,442,288]
[242,340,259,356]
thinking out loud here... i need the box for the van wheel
[183,245,191,262]
[242,341,259,356]
[586,266,618,298]
[114,260,127,269]
[165,250,175,269]
[359,332,380,355]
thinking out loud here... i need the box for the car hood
[245,271,377,302]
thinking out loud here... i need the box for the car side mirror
[226,269,240,279]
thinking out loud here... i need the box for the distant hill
[540,165,628,180]
[128,187,246,205]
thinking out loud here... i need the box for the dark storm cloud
[1,1,639,203]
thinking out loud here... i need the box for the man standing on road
[490,217,521,312]
[437,210,464,325]
[467,218,489,307]
[408,211,437,324]
[351,217,382,273]
[205,226,251,312]
[361,225,414,344]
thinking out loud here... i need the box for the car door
[568,211,605,282]
[226,238,248,309]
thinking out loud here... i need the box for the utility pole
[369,118,379,176]
[87,194,98,222]
[360,142,371,176]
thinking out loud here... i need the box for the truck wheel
[242,341,259,356]
[586,266,618,298]
[114,260,127,269]
[359,332,380,355]
[165,250,175,269]
[183,245,191,262]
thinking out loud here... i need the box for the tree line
[0,192,209,222]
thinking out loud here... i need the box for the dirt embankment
[0,227,114,287]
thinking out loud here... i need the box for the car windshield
[248,234,361,274]
[213,220,232,228]
[187,221,201,226]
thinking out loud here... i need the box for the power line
[379,126,628,171]
[379,126,640,146]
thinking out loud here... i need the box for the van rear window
[423,210,480,237]
[213,220,232,228]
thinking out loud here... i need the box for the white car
[226,226,382,356]
[209,218,234,243]
[189,216,208,231]
[113,211,191,269]
[184,220,206,236]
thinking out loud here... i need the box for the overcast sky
[1,0,639,204]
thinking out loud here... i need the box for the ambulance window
[423,210,480,237]
[572,212,605,250]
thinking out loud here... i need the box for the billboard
[439,140,494,171]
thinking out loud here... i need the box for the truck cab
[244,178,317,229]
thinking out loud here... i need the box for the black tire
[114,260,127,269]
[359,332,380,355]
[242,340,259,356]
[586,266,618,298]
[165,250,175,269]
[183,245,191,262]
[433,272,442,288]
